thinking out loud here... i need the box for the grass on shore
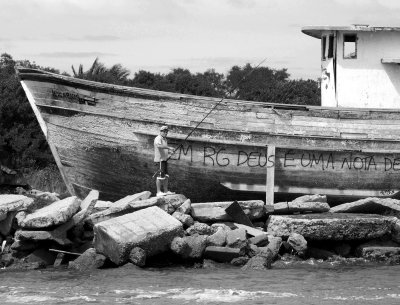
[23,164,68,195]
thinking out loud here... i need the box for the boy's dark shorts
[155,161,168,178]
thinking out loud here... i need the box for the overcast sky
[1,0,400,80]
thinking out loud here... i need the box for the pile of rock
[0,190,194,270]
[0,189,98,269]
[267,195,400,265]
[1,190,400,271]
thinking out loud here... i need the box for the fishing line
[152,58,268,178]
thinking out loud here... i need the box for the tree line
[0,53,320,170]
[72,58,320,105]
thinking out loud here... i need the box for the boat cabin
[302,25,400,109]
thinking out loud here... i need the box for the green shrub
[23,164,67,195]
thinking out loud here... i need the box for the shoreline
[0,189,400,272]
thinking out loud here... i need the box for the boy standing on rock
[154,126,175,196]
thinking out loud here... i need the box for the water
[1,262,400,305]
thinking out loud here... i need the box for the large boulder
[88,193,185,225]
[69,248,106,271]
[0,195,34,220]
[241,255,272,270]
[356,240,400,261]
[80,190,99,211]
[93,200,113,213]
[14,192,98,246]
[287,233,307,256]
[176,199,191,214]
[15,229,72,246]
[292,194,327,203]
[191,200,265,222]
[249,233,269,247]
[226,228,247,248]
[330,197,400,215]
[170,235,208,259]
[264,236,282,259]
[158,194,187,214]
[210,223,232,232]
[186,222,214,236]
[86,191,152,226]
[206,228,227,247]
[16,196,81,229]
[93,206,183,265]
[274,194,329,214]
[172,211,194,228]
[231,256,250,266]
[358,247,400,261]
[266,213,396,240]
[129,247,146,267]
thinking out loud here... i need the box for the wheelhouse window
[322,36,327,60]
[343,34,357,59]
[322,35,334,60]
[328,35,334,58]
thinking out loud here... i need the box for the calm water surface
[0,263,399,305]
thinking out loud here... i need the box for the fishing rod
[152,58,267,178]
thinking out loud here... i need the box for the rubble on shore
[1,189,400,271]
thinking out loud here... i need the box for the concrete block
[267,213,396,240]
[17,196,81,229]
[93,206,183,265]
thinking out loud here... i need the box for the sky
[2,0,400,80]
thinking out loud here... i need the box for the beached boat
[16,25,400,202]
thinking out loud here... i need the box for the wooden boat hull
[17,68,400,202]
